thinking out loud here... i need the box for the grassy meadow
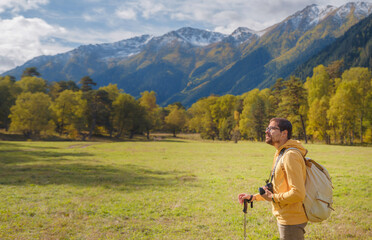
[0,136,371,239]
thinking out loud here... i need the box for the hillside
[180,2,372,106]
[294,12,372,79]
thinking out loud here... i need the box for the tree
[139,91,160,139]
[210,95,237,140]
[271,78,286,112]
[50,90,87,137]
[16,76,47,93]
[79,76,96,92]
[279,76,308,142]
[22,67,40,77]
[188,96,219,140]
[231,97,244,143]
[9,92,54,137]
[326,60,344,80]
[84,89,112,139]
[239,89,270,141]
[165,105,188,137]
[49,80,79,99]
[112,93,146,138]
[328,80,359,144]
[340,67,371,143]
[307,98,330,143]
[99,84,121,102]
[99,84,121,137]
[0,76,19,130]
[305,65,332,143]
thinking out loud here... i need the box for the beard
[265,133,273,145]
[265,133,280,145]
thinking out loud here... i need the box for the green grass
[0,138,371,239]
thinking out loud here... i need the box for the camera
[259,181,273,195]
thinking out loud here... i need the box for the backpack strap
[278,147,303,178]
[269,148,286,184]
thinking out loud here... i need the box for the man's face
[265,121,281,145]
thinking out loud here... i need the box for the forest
[0,61,371,145]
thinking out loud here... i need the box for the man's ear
[281,130,288,139]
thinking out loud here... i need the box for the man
[238,118,308,240]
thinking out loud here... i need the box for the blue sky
[0,0,371,73]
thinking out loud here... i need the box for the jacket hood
[277,139,307,157]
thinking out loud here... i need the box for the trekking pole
[243,196,253,240]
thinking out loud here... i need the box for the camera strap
[269,148,286,183]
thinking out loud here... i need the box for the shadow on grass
[0,142,183,191]
[0,142,90,164]
[154,139,188,143]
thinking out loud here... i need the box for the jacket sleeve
[254,193,265,201]
[272,151,306,204]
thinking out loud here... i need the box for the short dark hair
[270,118,292,139]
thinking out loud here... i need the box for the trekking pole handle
[243,199,248,213]
[243,195,253,213]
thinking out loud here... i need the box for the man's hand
[260,186,274,201]
[238,193,256,204]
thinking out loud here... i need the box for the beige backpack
[283,148,334,222]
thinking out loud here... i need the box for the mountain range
[2,2,372,107]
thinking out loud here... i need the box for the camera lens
[259,187,265,195]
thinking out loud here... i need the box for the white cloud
[121,0,369,34]
[0,16,71,73]
[138,0,166,19]
[125,0,285,32]
[83,8,107,22]
[116,8,137,20]
[0,14,143,73]
[63,28,140,45]
[0,0,49,13]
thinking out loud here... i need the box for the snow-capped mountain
[18,34,153,71]
[69,34,153,61]
[283,4,337,31]
[336,1,372,19]
[270,2,371,34]
[223,27,259,45]
[147,27,227,48]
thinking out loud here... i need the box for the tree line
[0,63,371,145]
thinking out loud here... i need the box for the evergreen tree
[279,76,308,142]
[84,89,112,139]
[22,67,41,77]
[99,84,121,137]
[79,76,96,92]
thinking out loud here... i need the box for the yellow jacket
[255,140,308,225]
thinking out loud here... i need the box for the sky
[0,0,371,74]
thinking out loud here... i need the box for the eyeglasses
[266,126,280,132]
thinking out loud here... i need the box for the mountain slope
[92,27,258,104]
[294,12,372,78]
[179,2,372,106]
[4,35,154,81]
